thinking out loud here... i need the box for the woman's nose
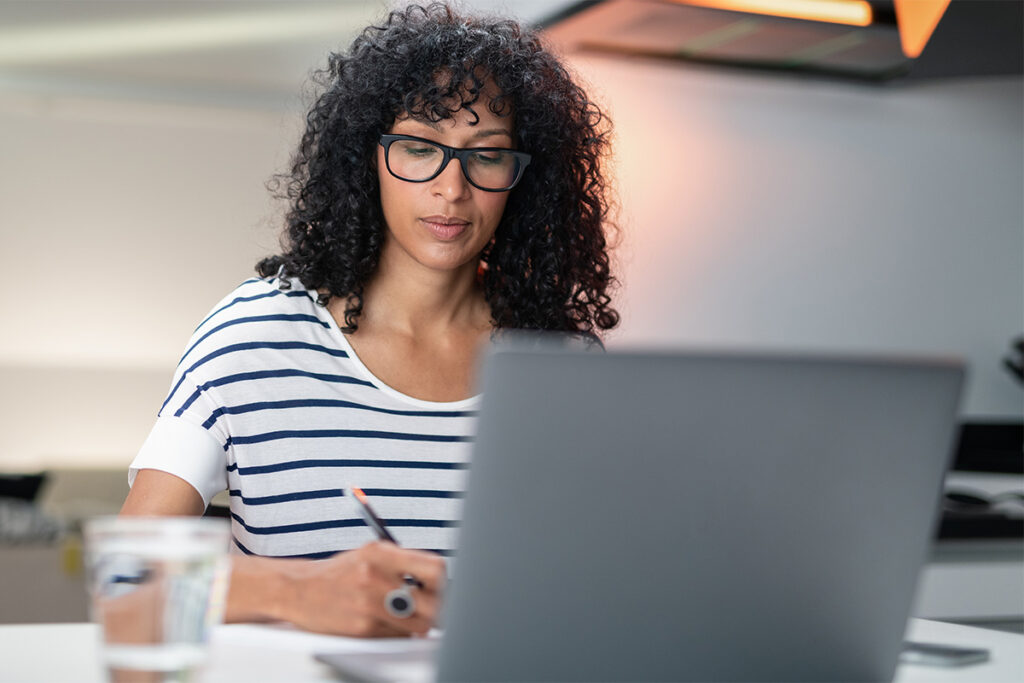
[431,157,472,201]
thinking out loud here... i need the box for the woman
[121,2,618,637]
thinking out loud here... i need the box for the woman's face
[376,93,514,276]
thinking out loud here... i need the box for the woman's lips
[420,216,470,241]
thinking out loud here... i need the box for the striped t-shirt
[129,276,477,559]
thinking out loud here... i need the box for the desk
[0,619,1020,682]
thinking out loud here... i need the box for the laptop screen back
[437,349,963,682]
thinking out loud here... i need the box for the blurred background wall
[1,0,1019,474]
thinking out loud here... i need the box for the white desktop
[0,618,1021,683]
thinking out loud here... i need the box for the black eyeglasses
[379,134,531,192]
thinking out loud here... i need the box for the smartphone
[901,641,990,667]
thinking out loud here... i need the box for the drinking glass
[83,516,231,682]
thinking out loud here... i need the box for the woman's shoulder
[173,276,332,373]
[155,276,345,427]
[195,276,318,330]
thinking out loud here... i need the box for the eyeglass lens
[387,138,522,190]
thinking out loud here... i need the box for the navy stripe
[181,314,330,365]
[231,513,458,535]
[202,398,477,429]
[227,459,468,475]
[228,488,344,505]
[174,369,375,418]
[277,549,341,560]
[174,388,204,418]
[232,512,365,534]
[285,548,454,558]
[224,430,472,450]
[195,280,266,329]
[227,487,460,503]
[195,285,307,331]
[231,535,451,559]
[226,487,461,504]
[361,488,464,499]
[161,342,352,414]
[232,535,255,555]
[234,537,338,560]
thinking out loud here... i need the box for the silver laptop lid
[438,349,964,682]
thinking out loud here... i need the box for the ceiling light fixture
[893,0,952,58]
[674,0,873,27]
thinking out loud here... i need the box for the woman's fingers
[297,541,444,636]
[375,579,440,635]
[351,557,440,634]
[361,541,447,592]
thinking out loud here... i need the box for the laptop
[322,347,965,682]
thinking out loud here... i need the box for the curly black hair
[258,1,619,338]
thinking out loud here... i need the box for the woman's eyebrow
[399,120,512,140]
[470,128,513,139]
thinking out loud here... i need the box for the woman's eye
[403,146,439,157]
[472,151,506,165]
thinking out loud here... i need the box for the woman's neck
[345,246,489,338]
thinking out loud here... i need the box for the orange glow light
[894,0,951,58]
[677,0,873,26]
[351,487,368,504]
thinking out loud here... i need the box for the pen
[349,487,425,591]
[350,486,399,544]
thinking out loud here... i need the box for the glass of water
[83,516,231,682]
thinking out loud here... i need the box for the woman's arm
[120,469,445,637]
[120,468,204,516]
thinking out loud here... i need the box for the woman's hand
[123,470,447,638]
[281,540,446,637]
[229,540,446,638]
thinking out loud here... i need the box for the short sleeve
[129,416,227,508]
[130,363,231,508]
[129,279,281,508]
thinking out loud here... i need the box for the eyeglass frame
[378,133,532,192]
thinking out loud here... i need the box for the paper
[211,622,440,655]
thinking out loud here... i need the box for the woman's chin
[421,253,480,274]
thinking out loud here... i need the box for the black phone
[901,641,990,667]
